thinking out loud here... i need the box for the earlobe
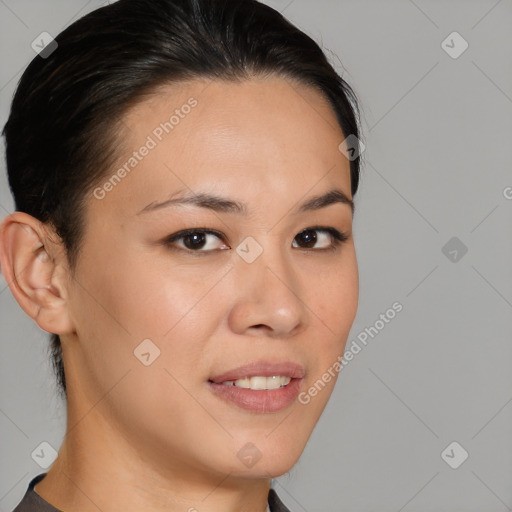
[0,212,75,335]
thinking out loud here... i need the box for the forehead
[86,76,351,222]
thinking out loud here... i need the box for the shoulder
[12,473,62,512]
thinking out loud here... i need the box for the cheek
[67,252,228,434]
[72,250,233,383]
[305,252,358,381]
[66,253,178,376]
[79,244,225,336]
[311,252,358,337]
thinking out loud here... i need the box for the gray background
[1,1,511,511]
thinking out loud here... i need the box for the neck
[34,404,271,512]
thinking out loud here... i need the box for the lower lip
[207,378,303,413]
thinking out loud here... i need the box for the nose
[227,240,307,339]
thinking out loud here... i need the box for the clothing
[13,473,291,512]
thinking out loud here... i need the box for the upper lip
[209,361,305,383]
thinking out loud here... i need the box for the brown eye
[182,232,208,250]
[294,229,318,248]
[292,227,347,251]
[164,229,228,253]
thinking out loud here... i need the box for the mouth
[207,361,305,413]
[216,375,293,390]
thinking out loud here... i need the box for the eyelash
[162,226,349,256]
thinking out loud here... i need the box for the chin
[255,456,301,479]
[218,433,310,479]
[225,457,301,480]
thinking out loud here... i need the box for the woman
[0,0,362,510]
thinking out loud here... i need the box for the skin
[0,76,358,512]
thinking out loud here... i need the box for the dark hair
[3,0,362,400]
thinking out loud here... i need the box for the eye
[164,228,228,254]
[292,227,348,251]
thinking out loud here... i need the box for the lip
[207,360,305,414]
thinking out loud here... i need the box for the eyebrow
[137,188,354,216]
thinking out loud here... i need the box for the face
[64,76,358,482]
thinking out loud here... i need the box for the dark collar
[268,487,292,512]
[13,473,62,512]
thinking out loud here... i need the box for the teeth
[221,376,292,390]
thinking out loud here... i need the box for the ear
[0,212,75,335]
